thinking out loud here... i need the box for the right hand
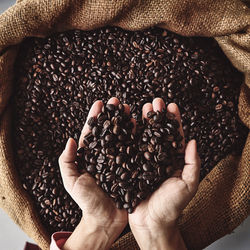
[128,98,201,250]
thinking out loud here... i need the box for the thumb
[181,140,201,194]
[58,138,79,193]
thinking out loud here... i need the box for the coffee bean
[103,120,111,129]
[116,167,124,176]
[147,111,155,119]
[106,173,115,182]
[120,172,129,181]
[86,164,96,173]
[157,152,168,162]
[123,203,130,209]
[144,152,152,160]
[87,117,96,127]
[92,126,100,137]
[100,174,105,183]
[105,134,114,142]
[113,125,121,135]
[137,191,147,200]
[126,146,132,155]
[125,191,131,203]
[127,208,133,214]
[215,104,223,111]
[118,181,127,188]
[111,183,119,193]
[142,163,151,172]
[172,141,177,149]
[116,155,123,165]
[89,141,98,149]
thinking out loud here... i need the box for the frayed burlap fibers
[0,1,249,249]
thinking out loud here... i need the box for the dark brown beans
[13,26,247,235]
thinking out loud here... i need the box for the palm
[129,176,192,228]
[71,172,127,227]
[129,98,200,230]
[59,98,130,231]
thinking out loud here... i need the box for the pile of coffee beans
[12,26,248,234]
[77,103,184,213]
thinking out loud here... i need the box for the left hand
[59,97,129,249]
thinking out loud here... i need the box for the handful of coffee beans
[77,102,184,213]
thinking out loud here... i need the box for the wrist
[62,217,124,250]
[84,216,126,248]
[130,222,186,250]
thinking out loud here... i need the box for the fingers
[131,118,136,134]
[79,100,103,147]
[181,140,201,194]
[167,103,185,152]
[122,103,136,134]
[142,98,166,119]
[142,103,153,119]
[143,100,184,152]
[152,97,166,112]
[79,98,134,147]
[58,138,79,193]
[123,103,130,116]
[107,96,120,106]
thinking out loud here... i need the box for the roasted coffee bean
[127,208,133,214]
[87,117,96,127]
[103,120,111,129]
[157,152,168,162]
[100,174,105,183]
[106,173,115,182]
[118,181,127,189]
[125,191,132,203]
[131,170,139,179]
[157,165,165,176]
[144,152,152,160]
[106,104,115,111]
[92,126,100,137]
[142,163,151,172]
[96,164,103,171]
[116,167,124,176]
[137,191,147,200]
[120,172,129,181]
[123,203,130,209]
[111,183,119,193]
[97,154,105,163]
[113,125,121,135]
[89,141,98,149]
[105,134,114,142]
[147,111,155,119]
[14,26,247,235]
[86,164,96,173]
[126,146,132,155]
[148,144,154,153]
[142,172,155,181]
[116,155,123,165]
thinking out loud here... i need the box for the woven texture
[0,1,249,249]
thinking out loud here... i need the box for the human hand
[128,98,201,250]
[58,97,129,250]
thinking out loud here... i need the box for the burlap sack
[0,0,249,249]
